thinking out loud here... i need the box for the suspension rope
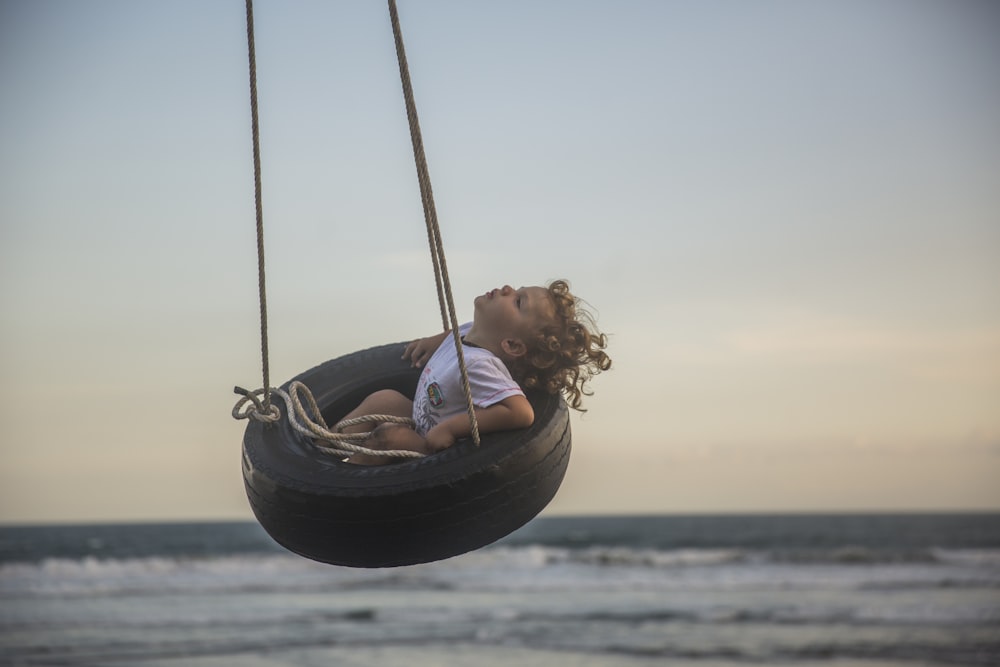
[388,0,481,447]
[233,0,481,452]
[244,0,271,413]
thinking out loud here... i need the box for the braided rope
[233,1,480,451]
[244,0,271,412]
[388,0,481,447]
[233,385,424,459]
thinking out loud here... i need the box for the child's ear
[501,337,527,359]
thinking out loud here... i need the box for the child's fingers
[403,340,430,367]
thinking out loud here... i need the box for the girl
[343,280,611,463]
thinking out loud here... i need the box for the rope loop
[232,383,424,460]
[233,386,281,422]
[333,414,417,432]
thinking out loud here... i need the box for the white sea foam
[931,547,1000,566]
[2,538,999,666]
[0,554,334,599]
[3,544,1000,604]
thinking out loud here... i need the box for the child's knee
[362,389,412,415]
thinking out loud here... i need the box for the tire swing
[232,0,572,568]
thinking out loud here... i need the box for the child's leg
[348,422,430,465]
[335,389,419,465]
[337,389,413,435]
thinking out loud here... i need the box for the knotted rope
[234,385,423,459]
[232,0,481,455]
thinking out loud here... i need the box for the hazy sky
[1,1,998,524]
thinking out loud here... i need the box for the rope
[388,0,481,447]
[232,1,481,453]
[244,0,271,412]
[234,385,424,459]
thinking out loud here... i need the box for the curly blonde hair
[509,280,611,411]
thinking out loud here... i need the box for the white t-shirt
[412,323,524,437]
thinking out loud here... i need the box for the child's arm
[403,330,451,368]
[424,395,534,452]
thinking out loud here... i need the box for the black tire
[241,342,572,568]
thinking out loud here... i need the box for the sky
[1,0,998,524]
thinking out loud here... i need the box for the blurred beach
[1,514,998,666]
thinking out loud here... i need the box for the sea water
[1,514,998,666]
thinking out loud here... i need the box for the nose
[500,284,513,295]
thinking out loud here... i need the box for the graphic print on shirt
[426,382,444,407]
[413,367,444,436]
[411,324,524,437]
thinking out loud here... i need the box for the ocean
[1,514,998,667]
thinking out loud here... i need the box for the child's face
[473,284,555,341]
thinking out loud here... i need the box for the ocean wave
[932,548,1000,567]
[484,545,746,568]
[598,639,1000,663]
[3,544,999,601]
[487,544,1000,568]
[764,546,940,564]
[0,554,342,599]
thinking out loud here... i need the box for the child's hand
[370,423,427,452]
[347,424,430,465]
[403,331,450,368]
[424,423,457,452]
